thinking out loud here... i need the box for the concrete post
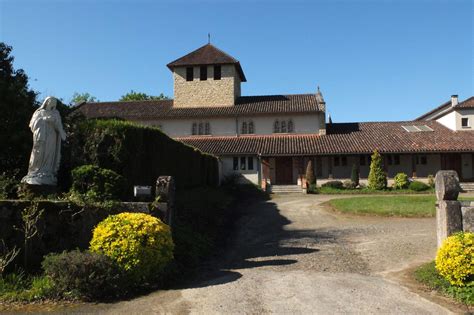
[156,176,176,227]
[435,170,462,248]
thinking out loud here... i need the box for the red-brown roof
[77,94,324,120]
[177,121,474,156]
[167,44,246,82]
[457,96,474,108]
[415,96,474,120]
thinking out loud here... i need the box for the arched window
[205,122,210,135]
[248,121,254,134]
[241,121,248,134]
[191,123,197,135]
[287,120,294,133]
[198,122,204,135]
[281,120,287,133]
[274,120,280,133]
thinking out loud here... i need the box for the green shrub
[305,160,316,186]
[428,175,435,188]
[409,181,430,191]
[90,212,174,284]
[0,173,19,199]
[307,183,318,194]
[321,180,344,189]
[368,150,387,190]
[70,164,126,201]
[393,173,409,189]
[435,232,473,286]
[343,179,356,189]
[350,164,359,187]
[42,250,124,299]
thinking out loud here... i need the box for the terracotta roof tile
[177,121,474,156]
[77,94,324,120]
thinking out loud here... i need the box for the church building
[79,43,474,191]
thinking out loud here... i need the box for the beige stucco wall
[173,64,240,107]
[455,108,474,131]
[221,156,259,185]
[138,113,322,137]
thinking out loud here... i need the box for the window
[191,123,197,135]
[186,67,193,81]
[334,156,340,167]
[240,157,246,170]
[248,157,254,170]
[198,123,203,135]
[360,155,366,166]
[462,118,470,128]
[287,120,294,133]
[420,156,427,165]
[281,120,287,133]
[394,155,400,165]
[274,120,280,133]
[233,157,238,170]
[387,155,393,165]
[214,65,221,80]
[205,122,210,135]
[241,122,248,134]
[200,66,207,81]
[248,121,255,134]
[341,156,347,166]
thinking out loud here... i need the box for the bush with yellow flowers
[90,212,174,282]
[435,232,473,286]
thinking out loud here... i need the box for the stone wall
[173,64,240,107]
[435,170,473,248]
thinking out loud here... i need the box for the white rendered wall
[436,111,457,130]
[220,156,259,185]
[456,109,474,131]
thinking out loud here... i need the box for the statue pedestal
[18,183,57,198]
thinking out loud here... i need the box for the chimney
[451,95,458,107]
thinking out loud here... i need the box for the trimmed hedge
[69,119,219,195]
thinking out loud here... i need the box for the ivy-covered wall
[66,119,219,195]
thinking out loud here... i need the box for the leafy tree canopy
[120,90,169,101]
[0,42,38,175]
[70,92,98,105]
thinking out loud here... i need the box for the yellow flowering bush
[435,232,473,286]
[90,212,174,281]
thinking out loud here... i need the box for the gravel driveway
[39,194,460,314]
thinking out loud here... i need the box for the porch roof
[177,121,474,156]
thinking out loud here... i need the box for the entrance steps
[460,182,474,192]
[269,185,303,194]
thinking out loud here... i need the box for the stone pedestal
[436,200,462,248]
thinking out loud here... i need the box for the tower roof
[167,44,246,82]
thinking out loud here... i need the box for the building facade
[79,43,474,188]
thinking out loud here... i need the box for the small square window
[214,65,221,80]
[200,66,207,81]
[186,67,193,81]
[334,156,340,167]
[205,122,210,135]
[233,157,238,171]
[191,123,197,135]
[394,155,400,165]
[240,157,246,170]
[462,118,469,128]
[341,156,347,166]
[248,157,254,170]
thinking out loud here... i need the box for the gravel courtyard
[61,193,462,315]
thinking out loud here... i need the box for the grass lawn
[328,195,436,217]
[318,187,434,195]
[414,262,473,306]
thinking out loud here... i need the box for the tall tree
[120,90,169,101]
[368,150,387,190]
[70,92,98,105]
[0,42,38,175]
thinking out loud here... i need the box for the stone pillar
[435,170,462,248]
[155,176,176,227]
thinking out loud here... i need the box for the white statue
[22,96,67,186]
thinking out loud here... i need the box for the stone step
[460,183,474,191]
[269,185,303,194]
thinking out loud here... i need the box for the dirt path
[31,194,467,314]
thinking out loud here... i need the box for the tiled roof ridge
[166,43,238,68]
[176,133,321,140]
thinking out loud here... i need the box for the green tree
[70,92,98,105]
[120,90,169,101]
[0,42,38,175]
[368,150,387,190]
[305,159,316,186]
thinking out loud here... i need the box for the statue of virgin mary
[22,96,67,186]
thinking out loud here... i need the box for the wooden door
[275,157,293,184]
[442,154,462,179]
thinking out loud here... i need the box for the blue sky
[1,0,472,122]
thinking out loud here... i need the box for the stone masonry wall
[173,64,240,107]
